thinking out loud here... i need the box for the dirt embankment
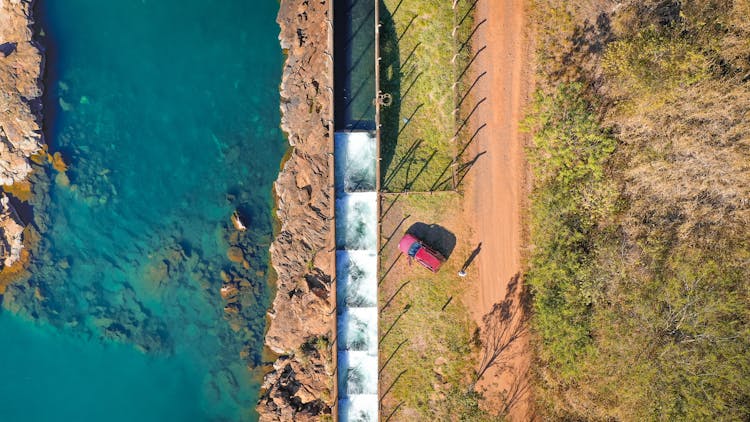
[256,1,336,420]
[0,0,43,279]
[463,0,534,420]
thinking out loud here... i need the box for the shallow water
[0,1,284,420]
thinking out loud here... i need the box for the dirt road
[462,0,532,419]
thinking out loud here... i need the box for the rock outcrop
[257,0,336,420]
[0,0,43,186]
[0,193,23,268]
[0,0,42,270]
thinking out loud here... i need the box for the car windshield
[407,241,421,257]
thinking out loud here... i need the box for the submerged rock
[227,246,245,263]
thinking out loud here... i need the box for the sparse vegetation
[378,193,496,421]
[527,0,750,420]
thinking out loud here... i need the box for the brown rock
[231,210,247,231]
[50,152,68,173]
[0,0,44,186]
[0,194,25,269]
[258,0,335,420]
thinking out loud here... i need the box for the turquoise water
[0,1,285,421]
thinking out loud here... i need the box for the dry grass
[378,193,497,421]
[526,0,750,420]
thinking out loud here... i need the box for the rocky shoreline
[0,0,43,282]
[257,0,336,420]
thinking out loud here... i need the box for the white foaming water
[335,192,377,250]
[334,131,378,421]
[336,251,378,308]
[338,307,378,353]
[339,395,379,422]
[335,131,377,193]
[338,351,379,396]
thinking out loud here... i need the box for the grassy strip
[376,1,495,418]
[378,193,495,420]
[380,0,474,192]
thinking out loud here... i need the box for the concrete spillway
[333,0,379,418]
[335,131,378,422]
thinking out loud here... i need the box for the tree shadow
[405,222,457,258]
[499,367,530,418]
[379,0,401,186]
[552,11,615,87]
[472,292,528,389]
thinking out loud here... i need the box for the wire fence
[379,0,479,194]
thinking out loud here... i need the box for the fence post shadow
[458,0,479,27]
[398,103,424,137]
[380,192,402,218]
[400,70,423,103]
[458,18,486,54]
[380,369,408,401]
[384,401,405,422]
[400,41,421,70]
[457,44,486,82]
[398,14,418,42]
[381,220,409,258]
[457,70,487,110]
[380,303,411,343]
[431,122,486,190]
[383,137,422,188]
[379,253,402,286]
[455,150,486,189]
[380,213,410,253]
[380,338,408,374]
[456,122,486,159]
[404,149,437,191]
[380,279,412,314]
[454,97,486,137]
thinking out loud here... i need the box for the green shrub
[524,83,617,380]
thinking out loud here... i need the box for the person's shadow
[460,243,482,271]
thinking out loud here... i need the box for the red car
[398,234,446,273]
